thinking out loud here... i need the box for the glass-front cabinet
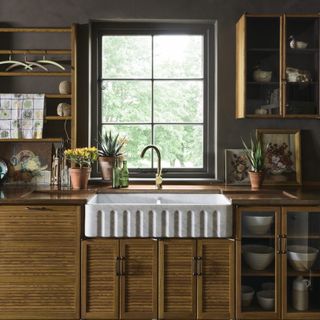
[282,207,320,319]
[236,207,281,319]
[236,14,320,118]
[237,206,320,320]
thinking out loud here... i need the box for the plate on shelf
[0,159,8,183]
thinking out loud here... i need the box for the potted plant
[97,131,126,181]
[241,136,265,189]
[64,147,98,189]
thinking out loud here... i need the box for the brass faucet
[140,145,163,189]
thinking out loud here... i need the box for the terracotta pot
[69,167,91,190]
[98,156,115,181]
[248,171,265,190]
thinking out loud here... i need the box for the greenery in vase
[64,147,98,168]
[241,136,265,173]
[98,131,127,158]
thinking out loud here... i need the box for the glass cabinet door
[246,16,282,117]
[237,207,281,319]
[283,207,320,319]
[284,16,319,117]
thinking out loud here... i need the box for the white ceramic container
[257,290,275,311]
[287,245,319,271]
[243,244,275,271]
[244,215,273,235]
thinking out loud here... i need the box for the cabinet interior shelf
[242,265,275,277]
[242,234,275,239]
[45,116,72,121]
[248,48,279,52]
[0,72,71,77]
[45,94,71,99]
[0,138,63,143]
[0,49,71,55]
[247,81,279,85]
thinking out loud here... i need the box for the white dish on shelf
[243,244,274,271]
[253,69,272,82]
[241,285,255,307]
[257,290,275,310]
[295,41,308,49]
[287,245,319,271]
[244,215,273,235]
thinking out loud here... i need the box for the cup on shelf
[257,290,275,310]
[241,285,255,307]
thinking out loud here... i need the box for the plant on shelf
[241,135,266,189]
[97,131,127,181]
[64,147,98,189]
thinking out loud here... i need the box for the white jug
[292,276,310,311]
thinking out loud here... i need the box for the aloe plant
[241,136,265,172]
[98,131,125,157]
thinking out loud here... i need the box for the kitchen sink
[85,193,233,238]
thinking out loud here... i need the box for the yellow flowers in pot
[64,147,98,168]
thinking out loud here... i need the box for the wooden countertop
[0,183,320,205]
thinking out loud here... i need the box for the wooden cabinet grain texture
[0,205,81,320]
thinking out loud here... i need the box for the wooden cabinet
[0,205,81,319]
[236,14,320,119]
[158,239,234,320]
[82,239,158,320]
[236,206,320,320]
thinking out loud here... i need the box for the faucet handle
[155,173,163,189]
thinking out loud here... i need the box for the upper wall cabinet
[236,14,320,119]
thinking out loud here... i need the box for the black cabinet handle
[115,257,121,276]
[192,256,198,276]
[197,256,203,276]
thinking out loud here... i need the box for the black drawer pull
[25,207,53,211]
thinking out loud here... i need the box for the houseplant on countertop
[241,135,266,189]
[97,131,127,181]
[64,147,98,189]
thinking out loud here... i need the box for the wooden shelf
[45,94,71,99]
[0,138,63,143]
[242,265,275,277]
[247,81,279,85]
[45,116,72,121]
[287,267,320,277]
[242,234,275,239]
[248,48,279,52]
[0,72,71,77]
[287,234,320,239]
[0,28,71,33]
[0,49,71,55]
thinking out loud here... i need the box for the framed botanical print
[256,129,301,185]
[225,149,251,185]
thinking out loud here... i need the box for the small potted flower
[97,131,127,181]
[64,147,98,189]
[241,136,266,189]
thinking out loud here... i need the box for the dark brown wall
[1,0,320,181]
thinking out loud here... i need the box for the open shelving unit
[0,25,77,148]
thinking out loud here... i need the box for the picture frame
[256,129,302,185]
[225,149,251,185]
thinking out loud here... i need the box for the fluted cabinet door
[81,239,119,319]
[159,239,197,319]
[0,205,81,320]
[120,239,158,319]
[197,239,234,320]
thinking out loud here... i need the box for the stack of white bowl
[287,245,319,271]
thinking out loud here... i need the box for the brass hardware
[197,256,203,276]
[281,235,287,254]
[277,235,282,254]
[192,256,198,276]
[26,206,53,211]
[120,256,126,276]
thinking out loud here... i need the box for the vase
[69,167,91,189]
[98,156,115,181]
[248,171,265,190]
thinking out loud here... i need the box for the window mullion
[151,34,154,169]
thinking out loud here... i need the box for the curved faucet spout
[140,145,162,189]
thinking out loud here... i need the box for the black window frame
[89,20,216,179]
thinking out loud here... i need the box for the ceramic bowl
[243,245,275,271]
[287,245,319,271]
[296,41,308,49]
[253,69,272,82]
[244,215,274,235]
[257,290,275,311]
[241,285,255,307]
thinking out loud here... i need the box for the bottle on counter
[120,160,129,188]
[292,276,310,311]
[112,158,121,188]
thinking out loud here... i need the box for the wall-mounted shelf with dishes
[0,26,77,147]
[236,13,320,119]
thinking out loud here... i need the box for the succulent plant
[241,135,265,173]
[98,131,125,158]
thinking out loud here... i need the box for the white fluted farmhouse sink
[85,193,232,238]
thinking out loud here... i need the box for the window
[90,21,216,178]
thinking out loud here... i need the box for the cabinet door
[197,239,234,319]
[282,207,320,319]
[120,239,157,319]
[236,206,281,320]
[159,239,197,319]
[0,205,80,319]
[81,239,119,319]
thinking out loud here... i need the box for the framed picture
[225,149,251,185]
[257,129,301,185]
